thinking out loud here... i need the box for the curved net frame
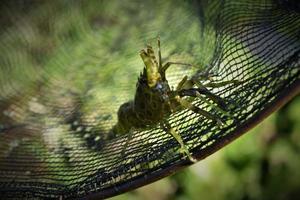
[0,0,299,199]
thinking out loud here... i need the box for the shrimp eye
[155,83,163,90]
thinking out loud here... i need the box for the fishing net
[0,0,299,199]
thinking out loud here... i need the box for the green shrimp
[111,38,239,162]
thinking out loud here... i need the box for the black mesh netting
[0,0,299,199]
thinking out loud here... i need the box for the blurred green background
[0,1,299,200]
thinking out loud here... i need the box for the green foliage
[1,1,299,198]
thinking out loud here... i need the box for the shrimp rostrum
[111,38,238,162]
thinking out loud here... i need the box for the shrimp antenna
[157,37,162,69]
